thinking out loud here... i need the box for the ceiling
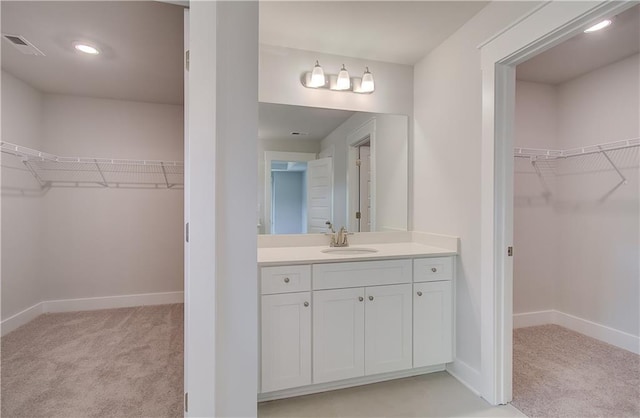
[259,103,355,142]
[1,1,184,105]
[259,1,488,65]
[517,5,639,85]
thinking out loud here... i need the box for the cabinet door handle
[283,277,290,283]
[369,296,374,301]
[303,301,309,307]
[358,296,364,302]
[431,267,437,273]
[417,291,423,296]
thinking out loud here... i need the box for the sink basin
[321,247,379,255]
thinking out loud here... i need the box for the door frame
[478,0,636,406]
[264,151,317,234]
[347,118,376,232]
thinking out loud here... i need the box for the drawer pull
[369,296,374,301]
[431,267,437,273]
[417,291,423,296]
[358,296,364,302]
[303,301,309,307]
[283,277,290,283]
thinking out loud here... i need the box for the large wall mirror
[258,102,408,235]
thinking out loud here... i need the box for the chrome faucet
[325,222,352,247]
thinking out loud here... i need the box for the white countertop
[258,242,456,266]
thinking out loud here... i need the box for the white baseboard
[514,309,640,355]
[554,311,640,355]
[513,310,556,328]
[1,302,44,336]
[259,364,445,401]
[446,359,481,396]
[44,291,184,313]
[1,291,183,336]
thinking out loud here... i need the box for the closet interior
[511,4,639,417]
[1,1,185,415]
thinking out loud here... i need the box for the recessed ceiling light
[74,42,100,55]
[584,19,612,33]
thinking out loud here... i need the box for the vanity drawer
[261,265,311,295]
[313,259,412,290]
[414,257,453,282]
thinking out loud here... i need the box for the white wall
[412,1,541,382]
[1,71,45,320]
[555,54,639,337]
[320,112,408,231]
[1,83,184,321]
[213,2,259,416]
[260,44,413,116]
[38,95,184,301]
[513,80,559,314]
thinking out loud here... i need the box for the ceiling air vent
[2,33,45,56]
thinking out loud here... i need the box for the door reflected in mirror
[258,103,407,235]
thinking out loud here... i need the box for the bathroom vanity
[258,240,457,400]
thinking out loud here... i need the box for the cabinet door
[313,287,365,383]
[413,281,453,368]
[365,284,413,375]
[261,292,312,392]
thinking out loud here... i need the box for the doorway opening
[479,0,637,408]
[270,160,308,234]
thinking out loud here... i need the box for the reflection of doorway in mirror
[271,161,308,234]
[347,118,376,233]
[357,142,371,232]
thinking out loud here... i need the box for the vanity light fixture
[584,19,612,33]
[74,42,100,55]
[302,61,375,94]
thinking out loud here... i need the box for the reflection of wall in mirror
[320,113,408,232]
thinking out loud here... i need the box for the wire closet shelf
[514,137,640,160]
[1,141,184,189]
[513,137,639,201]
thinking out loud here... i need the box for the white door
[261,292,312,392]
[313,287,365,383]
[364,284,413,375]
[306,157,333,233]
[413,281,453,367]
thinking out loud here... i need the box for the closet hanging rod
[0,141,183,167]
[514,137,640,159]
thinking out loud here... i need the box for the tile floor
[258,372,526,417]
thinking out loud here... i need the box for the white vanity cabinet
[259,255,454,398]
[312,283,413,384]
[261,265,312,392]
[413,257,454,367]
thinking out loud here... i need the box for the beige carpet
[1,304,183,418]
[512,324,640,417]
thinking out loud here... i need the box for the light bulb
[74,42,100,55]
[336,64,351,90]
[310,60,325,87]
[360,67,375,93]
[584,19,612,33]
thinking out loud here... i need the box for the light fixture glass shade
[360,67,375,93]
[310,60,325,87]
[584,19,612,33]
[336,64,350,90]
